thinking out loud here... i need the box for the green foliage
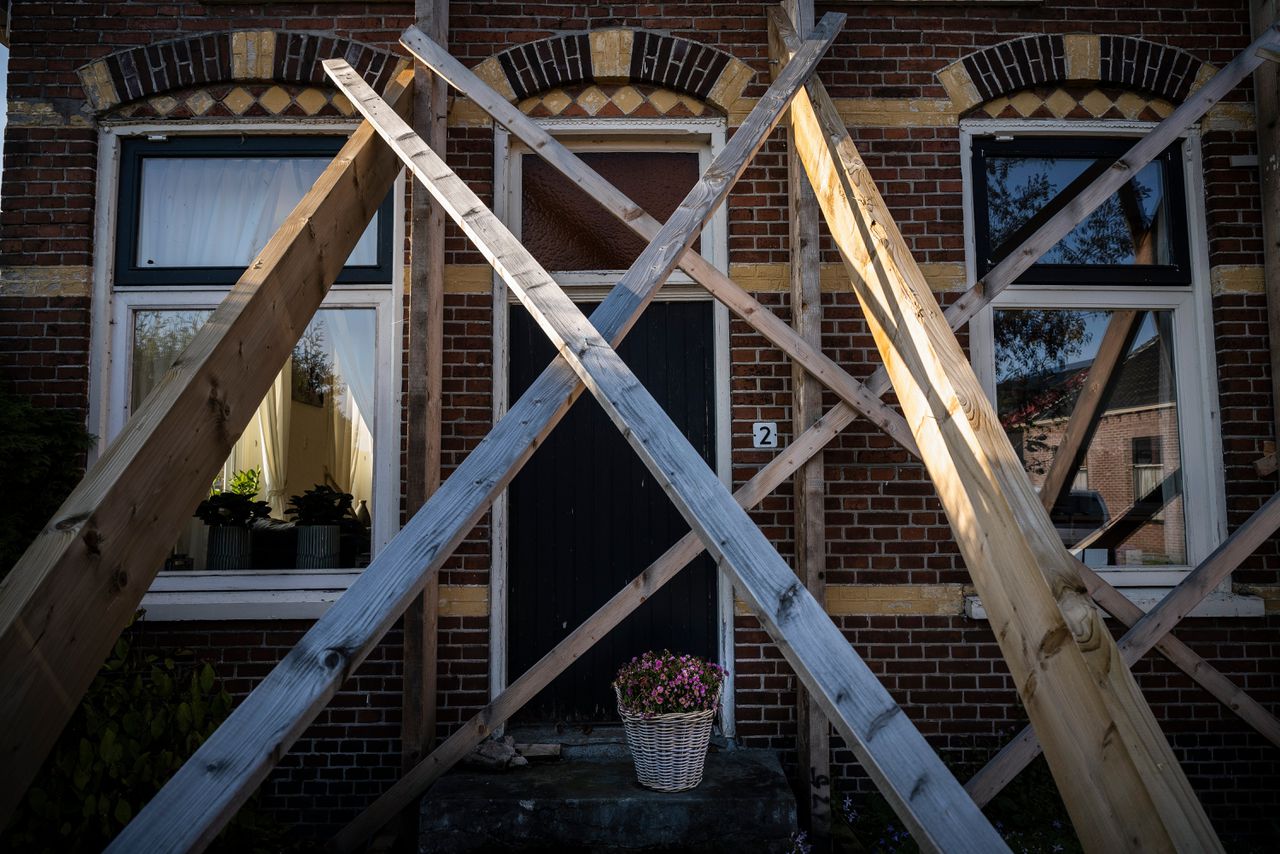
[225,467,261,498]
[195,492,271,527]
[2,619,304,853]
[286,484,353,526]
[0,388,95,576]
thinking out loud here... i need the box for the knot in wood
[322,649,345,670]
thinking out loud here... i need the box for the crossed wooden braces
[3,7,1279,852]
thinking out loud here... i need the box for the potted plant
[613,650,725,792]
[286,485,353,569]
[194,471,270,571]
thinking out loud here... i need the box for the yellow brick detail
[473,57,517,102]
[224,86,256,115]
[1210,264,1265,295]
[148,95,179,115]
[611,85,645,114]
[0,266,93,297]
[1044,89,1078,119]
[79,60,121,111]
[589,29,634,84]
[295,88,328,116]
[331,90,356,117]
[1063,34,1101,81]
[1203,101,1256,131]
[438,585,488,618]
[540,89,572,115]
[259,85,293,115]
[647,88,680,114]
[1009,90,1044,117]
[728,262,966,294]
[232,30,276,80]
[936,61,982,113]
[576,85,610,115]
[705,58,754,114]
[735,584,970,617]
[1080,89,1114,117]
[1189,62,1219,96]
[832,98,957,127]
[7,99,94,127]
[186,90,217,116]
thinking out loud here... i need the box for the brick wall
[2,0,1277,845]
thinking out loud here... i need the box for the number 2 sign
[752,421,779,449]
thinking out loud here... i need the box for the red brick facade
[2,0,1278,846]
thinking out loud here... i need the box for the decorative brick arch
[471,29,754,114]
[75,30,407,113]
[937,34,1216,114]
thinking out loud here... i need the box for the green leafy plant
[225,467,261,498]
[285,484,353,526]
[0,388,95,577]
[613,650,724,718]
[194,492,270,527]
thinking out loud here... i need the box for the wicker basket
[616,686,720,792]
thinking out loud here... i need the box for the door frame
[490,117,735,736]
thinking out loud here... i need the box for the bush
[0,388,94,576]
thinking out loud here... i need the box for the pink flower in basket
[613,650,725,718]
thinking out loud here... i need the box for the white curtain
[258,361,292,517]
[325,311,376,509]
[137,157,379,268]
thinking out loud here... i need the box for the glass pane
[984,155,1171,266]
[137,157,379,268]
[521,150,700,271]
[995,308,1186,567]
[132,308,377,571]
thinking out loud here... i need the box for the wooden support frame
[409,11,1280,778]
[776,9,1222,850]
[0,70,414,825]
[402,0,449,780]
[334,400,862,850]
[106,25,949,851]
[1255,2,1280,469]
[966,490,1280,805]
[328,27,1010,850]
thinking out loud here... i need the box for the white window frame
[490,117,737,736]
[961,119,1258,617]
[89,121,405,621]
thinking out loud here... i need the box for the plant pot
[616,687,718,792]
[296,524,341,569]
[205,526,251,571]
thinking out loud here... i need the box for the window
[95,129,401,614]
[967,127,1223,586]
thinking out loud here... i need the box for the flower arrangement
[613,650,725,719]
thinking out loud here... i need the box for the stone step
[419,748,797,853]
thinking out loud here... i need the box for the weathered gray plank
[104,28,845,853]
[332,25,1009,850]
[334,401,861,851]
[1254,3,1280,466]
[966,491,1280,804]
[779,8,1221,847]
[0,71,414,824]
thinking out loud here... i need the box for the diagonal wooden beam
[966,491,1280,805]
[399,26,919,456]
[1075,469,1182,552]
[328,35,1010,852]
[1037,310,1144,513]
[0,70,414,823]
[778,10,1222,849]
[859,19,1280,400]
[104,30,849,853]
[423,10,1280,774]
[334,401,861,851]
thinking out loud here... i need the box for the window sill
[963,589,1265,621]
[140,570,361,621]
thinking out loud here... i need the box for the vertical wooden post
[773,0,830,843]
[402,0,448,778]
[1255,1,1280,453]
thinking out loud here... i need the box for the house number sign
[752,421,779,449]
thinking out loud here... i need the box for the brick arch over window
[471,29,754,113]
[937,34,1216,114]
[75,30,407,112]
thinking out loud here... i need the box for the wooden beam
[401,0,448,790]
[966,491,1280,805]
[103,31,854,852]
[398,27,919,457]
[859,20,1280,400]
[409,16,1280,779]
[1074,469,1182,552]
[332,28,1010,850]
[1254,3,1280,470]
[778,10,1221,850]
[773,1,830,843]
[0,71,413,824]
[1037,310,1143,512]
[334,401,862,850]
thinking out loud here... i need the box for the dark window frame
[971,135,1191,286]
[115,135,394,286]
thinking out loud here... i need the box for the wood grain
[0,71,413,825]
[779,9,1221,848]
